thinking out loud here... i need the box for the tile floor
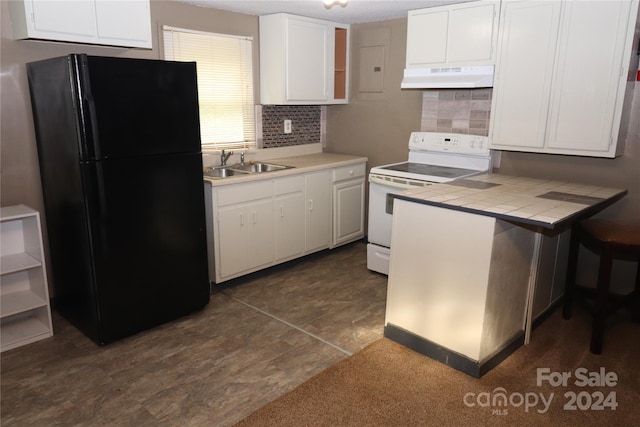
[1,241,387,426]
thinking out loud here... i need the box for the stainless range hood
[401,65,494,89]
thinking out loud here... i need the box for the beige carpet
[236,308,639,426]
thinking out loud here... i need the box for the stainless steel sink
[203,167,250,179]
[231,162,291,173]
[203,162,293,179]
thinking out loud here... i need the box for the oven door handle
[369,174,412,190]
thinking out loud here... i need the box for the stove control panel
[409,132,490,155]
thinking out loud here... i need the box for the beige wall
[0,0,259,211]
[326,19,423,170]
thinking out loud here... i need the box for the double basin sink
[203,162,293,179]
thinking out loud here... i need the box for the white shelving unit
[1,205,53,352]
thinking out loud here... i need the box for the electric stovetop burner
[378,162,480,179]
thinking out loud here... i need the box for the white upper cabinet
[489,0,639,157]
[260,13,349,104]
[285,19,329,102]
[9,0,152,49]
[406,1,500,68]
[489,2,561,150]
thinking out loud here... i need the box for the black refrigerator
[27,54,210,345]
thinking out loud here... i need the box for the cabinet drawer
[275,175,304,196]
[216,180,273,207]
[333,163,365,182]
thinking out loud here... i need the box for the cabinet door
[14,0,151,48]
[286,18,329,102]
[545,1,634,154]
[217,200,274,279]
[406,1,499,68]
[333,179,365,247]
[305,171,332,253]
[246,200,275,270]
[406,9,448,67]
[95,0,151,47]
[217,205,250,279]
[490,1,561,149]
[447,2,499,64]
[275,193,305,261]
[29,0,97,39]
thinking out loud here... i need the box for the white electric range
[367,132,494,275]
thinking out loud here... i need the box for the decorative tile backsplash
[261,105,322,148]
[421,89,492,136]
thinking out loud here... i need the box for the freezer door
[82,153,209,344]
[78,55,202,159]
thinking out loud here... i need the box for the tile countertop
[394,173,627,231]
[203,152,368,187]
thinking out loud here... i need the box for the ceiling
[179,0,470,24]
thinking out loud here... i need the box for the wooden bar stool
[562,218,640,354]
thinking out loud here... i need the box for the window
[163,26,255,150]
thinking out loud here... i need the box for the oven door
[368,176,400,247]
[367,173,432,275]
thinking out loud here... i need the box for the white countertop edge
[203,152,368,187]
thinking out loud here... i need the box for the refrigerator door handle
[74,54,101,160]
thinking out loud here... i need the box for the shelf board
[0,252,41,275]
[0,290,47,318]
[0,205,37,222]
[1,316,52,352]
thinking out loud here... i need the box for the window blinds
[163,26,256,150]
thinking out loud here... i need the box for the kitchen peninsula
[385,173,626,377]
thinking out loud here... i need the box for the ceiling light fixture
[323,0,348,9]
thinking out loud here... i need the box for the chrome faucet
[220,149,233,166]
[240,151,245,165]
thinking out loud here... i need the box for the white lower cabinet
[275,176,305,262]
[1,205,53,352]
[532,230,570,321]
[332,164,366,247]
[305,171,332,253]
[213,180,274,282]
[205,160,366,284]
